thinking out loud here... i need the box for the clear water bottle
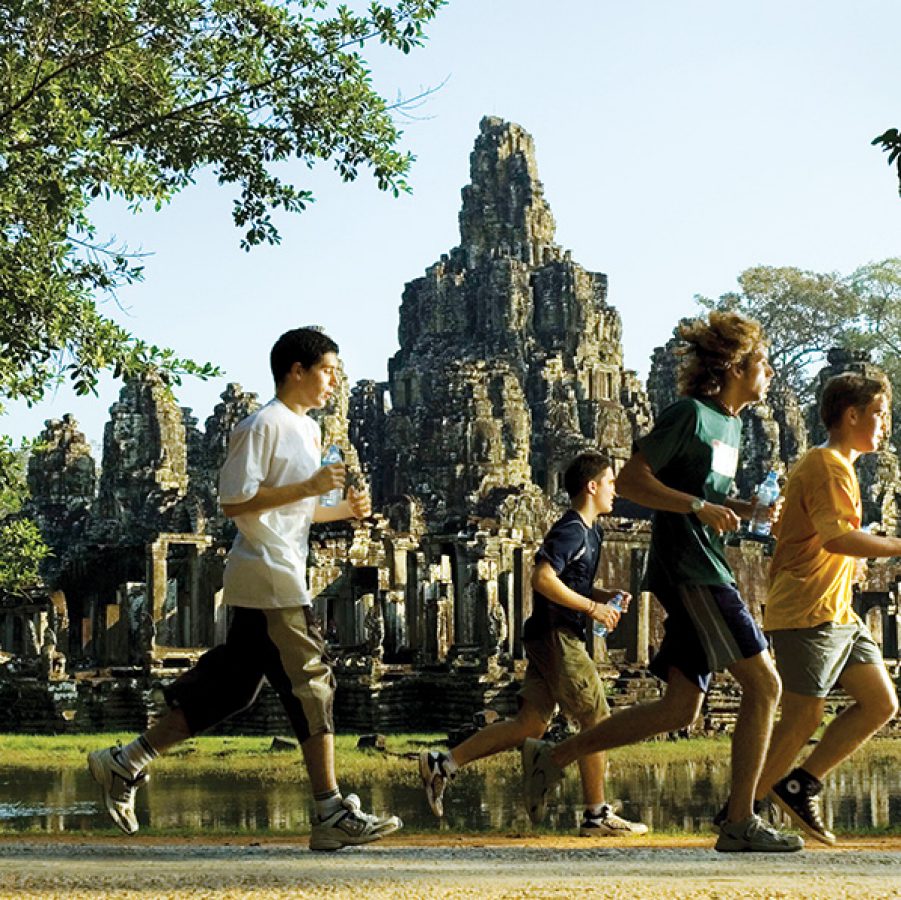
[593,592,625,639]
[750,470,780,537]
[320,444,343,507]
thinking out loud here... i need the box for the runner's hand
[594,588,632,613]
[751,494,785,526]
[696,502,740,535]
[347,485,372,519]
[589,601,621,632]
[307,463,345,496]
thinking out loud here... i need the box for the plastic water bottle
[593,592,624,639]
[320,444,343,507]
[750,470,780,537]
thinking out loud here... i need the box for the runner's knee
[866,689,899,726]
[733,656,781,707]
[515,709,550,740]
[660,692,703,730]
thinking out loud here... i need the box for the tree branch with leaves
[873,128,901,197]
[0,0,445,406]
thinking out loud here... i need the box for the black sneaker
[419,749,454,818]
[712,798,765,833]
[771,769,835,845]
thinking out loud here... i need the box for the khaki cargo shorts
[518,628,610,724]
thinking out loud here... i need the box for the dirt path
[1,836,899,899]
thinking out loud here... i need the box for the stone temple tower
[361,117,637,524]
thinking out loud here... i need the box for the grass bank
[2,734,900,780]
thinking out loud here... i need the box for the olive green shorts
[769,619,885,698]
[518,628,610,724]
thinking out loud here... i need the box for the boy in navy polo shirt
[419,451,647,836]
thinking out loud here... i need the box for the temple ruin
[2,117,899,736]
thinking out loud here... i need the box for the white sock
[314,788,343,819]
[115,735,158,777]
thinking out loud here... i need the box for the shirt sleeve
[218,423,270,505]
[806,455,860,544]
[634,400,698,474]
[535,518,586,575]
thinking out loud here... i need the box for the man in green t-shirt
[522,311,803,853]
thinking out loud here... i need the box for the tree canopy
[0,0,444,407]
[696,266,859,400]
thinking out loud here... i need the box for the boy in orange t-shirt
[756,372,900,845]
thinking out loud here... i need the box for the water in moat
[1,756,898,834]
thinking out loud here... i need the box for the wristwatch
[690,497,706,514]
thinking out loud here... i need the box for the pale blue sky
[6,0,901,451]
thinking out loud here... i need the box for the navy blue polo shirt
[523,509,602,642]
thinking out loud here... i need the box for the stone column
[146,537,168,651]
[635,591,652,667]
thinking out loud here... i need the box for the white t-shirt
[219,398,321,608]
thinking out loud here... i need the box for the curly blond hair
[676,311,766,398]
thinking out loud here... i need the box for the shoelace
[110,773,142,803]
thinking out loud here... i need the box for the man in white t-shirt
[88,328,401,851]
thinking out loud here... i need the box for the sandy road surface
[1,836,899,899]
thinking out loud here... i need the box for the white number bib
[710,439,739,479]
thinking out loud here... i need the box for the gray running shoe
[309,793,402,852]
[771,771,836,846]
[521,737,564,825]
[87,746,148,835]
[714,813,804,853]
[579,803,649,837]
[712,798,765,833]
[419,749,454,818]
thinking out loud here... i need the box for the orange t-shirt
[765,448,860,631]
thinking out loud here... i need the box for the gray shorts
[769,619,884,697]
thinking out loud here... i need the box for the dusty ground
[1,835,900,899]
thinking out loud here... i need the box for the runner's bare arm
[221,465,344,518]
[532,562,622,631]
[823,529,901,558]
[617,452,740,532]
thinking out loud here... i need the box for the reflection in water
[1,758,898,834]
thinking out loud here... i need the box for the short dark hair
[563,451,613,500]
[820,372,891,429]
[270,327,339,385]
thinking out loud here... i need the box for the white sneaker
[309,794,402,852]
[579,804,649,837]
[87,746,148,835]
[419,749,454,818]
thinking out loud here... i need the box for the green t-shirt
[635,397,741,589]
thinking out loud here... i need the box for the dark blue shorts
[648,582,768,692]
